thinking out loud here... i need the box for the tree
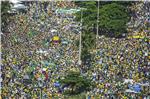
[74,1,131,66]
[1,1,11,32]
[81,30,96,66]
[59,70,92,95]
[75,1,131,37]
[75,1,97,30]
[99,3,129,37]
[82,30,96,50]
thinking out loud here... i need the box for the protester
[1,1,150,98]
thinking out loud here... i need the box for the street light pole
[40,87,42,99]
[79,8,83,65]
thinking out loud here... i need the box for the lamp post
[78,9,82,65]
[78,8,86,65]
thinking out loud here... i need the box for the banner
[55,8,80,14]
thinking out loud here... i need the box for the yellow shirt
[123,96,128,99]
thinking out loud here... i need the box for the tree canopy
[75,1,97,29]
[59,70,92,95]
[99,3,129,37]
[75,1,131,37]
[1,1,11,32]
[81,30,96,66]
[74,1,131,64]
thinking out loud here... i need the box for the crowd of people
[2,1,80,98]
[88,36,149,98]
[87,1,150,98]
[1,1,150,99]
[128,1,150,37]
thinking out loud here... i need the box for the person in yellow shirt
[122,95,128,99]
[47,92,52,98]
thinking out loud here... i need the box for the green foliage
[75,1,97,28]
[1,1,11,32]
[96,1,134,7]
[99,3,129,37]
[1,1,11,14]
[75,1,130,64]
[75,1,130,37]
[82,31,96,49]
[63,92,86,99]
[81,31,96,65]
[60,71,92,95]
